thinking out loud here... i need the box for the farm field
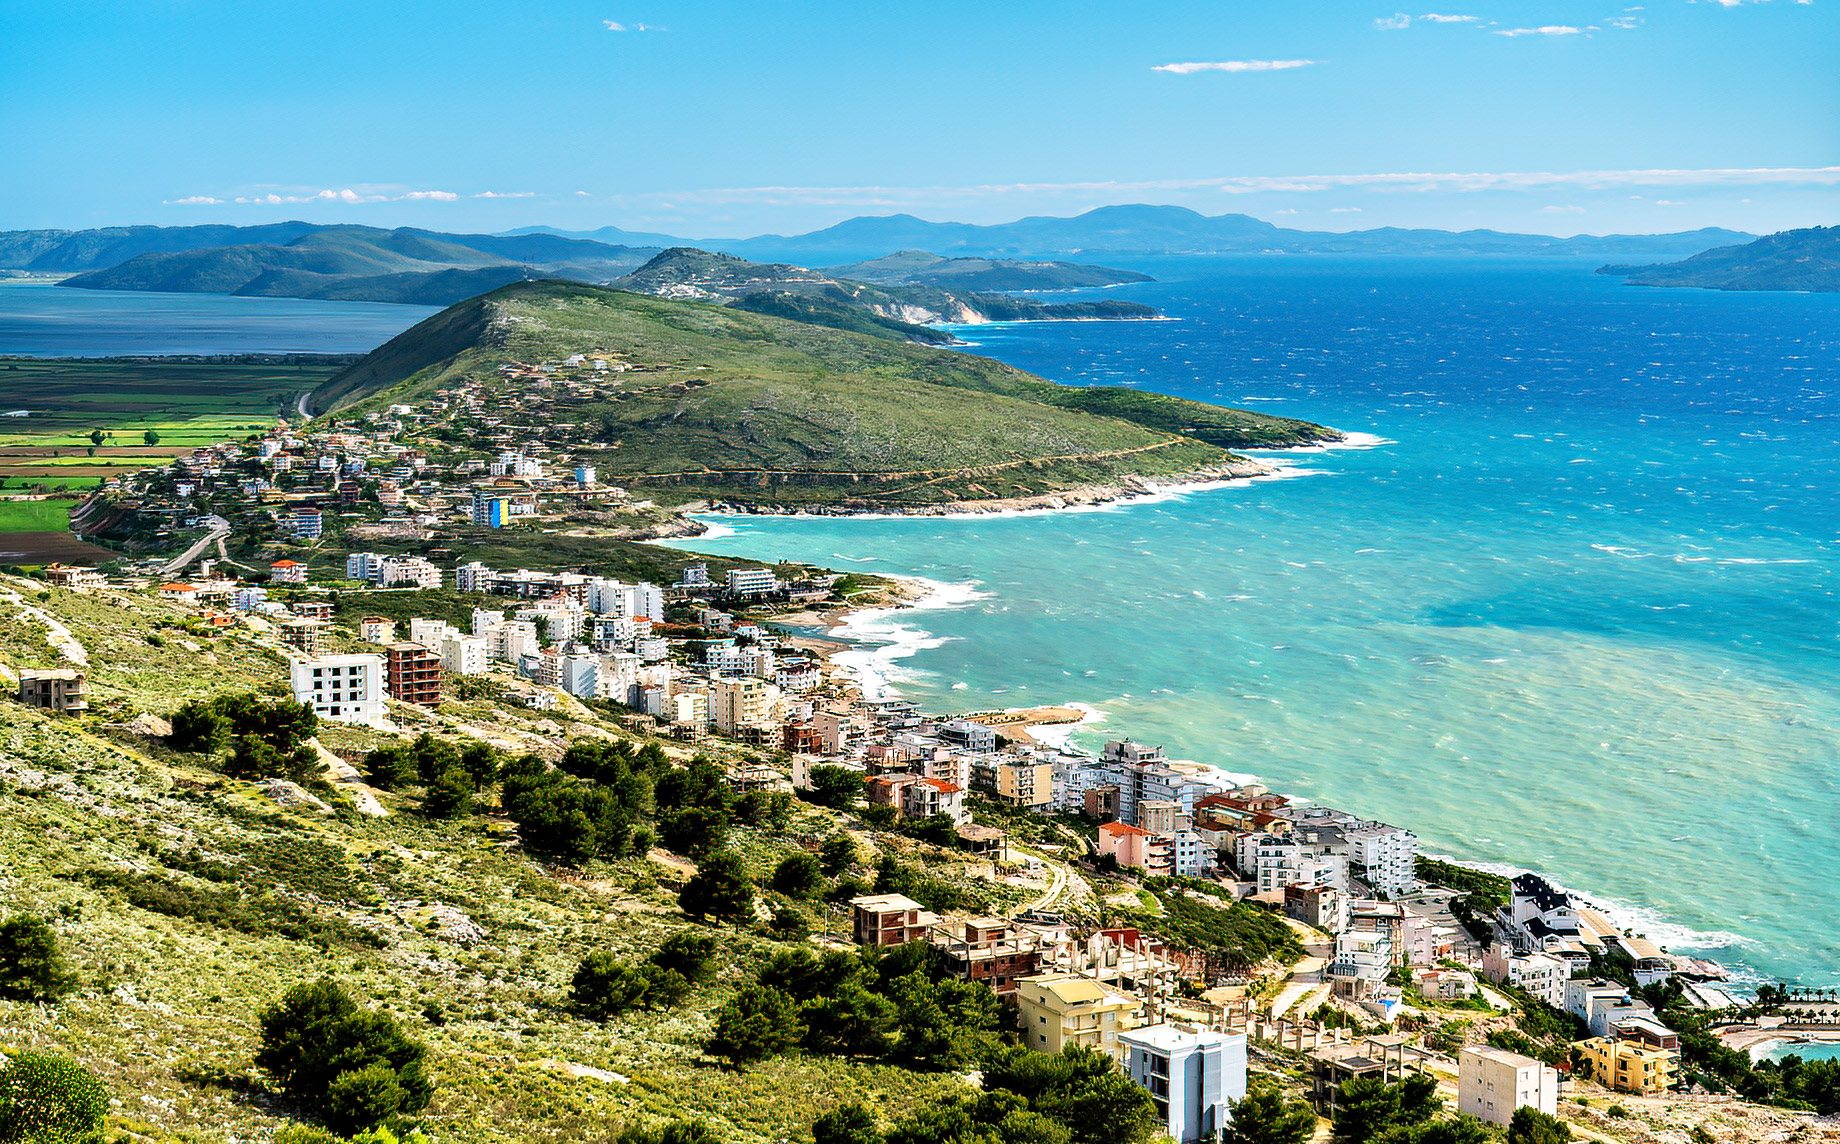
[0,356,346,488]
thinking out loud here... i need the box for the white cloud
[1607,15,1643,27]
[1152,59,1319,74]
[167,195,224,205]
[603,19,662,31]
[575,190,593,197]
[474,191,537,199]
[1495,24,1583,35]
[1375,13,1413,29]
[1330,206,1365,212]
[224,187,461,205]
[1419,12,1479,21]
[1538,204,1588,213]
[1655,199,1685,205]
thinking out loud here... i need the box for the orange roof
[270,559,301,568]
[1099,821,1153,837]
[920,778,961,793]
[160,582,196,592]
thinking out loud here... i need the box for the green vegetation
[825,251,1153,292]
[1118,887,1304,972]
[1220,1089,1318,1144]
[0,502,75,533]
[0,1050,109,1144]
[1505,1107,1570,1144]
[1601,225,1840,292]
[309,279,1334,510]
[1331,1074,1490,1144]
[256,978,434,1134]
[0,914,78,1002]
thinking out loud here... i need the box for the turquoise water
[668,257,1840,987]
[0,280,436,356]
[1764,1042,1840,1063]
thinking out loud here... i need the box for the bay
[0,280,436,357]
[668,256,1840,988]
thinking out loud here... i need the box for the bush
[0,915,77,1002]
[421,768,474,819]
[0,1051,108,1144]
[255,979,432,1132]
[618,1120,721,1144]
[650,932,718,984]
[771,852,823,898]
[570,953,652,1021]
[705,984,800,1066]
[804,765,863,810]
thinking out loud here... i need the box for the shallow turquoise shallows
[666,255,1840,988]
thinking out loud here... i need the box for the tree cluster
[810,1044,1160,1144]
[362,733,498,818]
[705,942,1001,1069]
[570,932,719,1021]
[255,978,434,1135]
[169,692,320,783]
[1331,1074,1491,1144]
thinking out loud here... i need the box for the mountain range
[1599,226,1840,292]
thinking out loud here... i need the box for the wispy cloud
[1152,59,1319,74]
[1375,13,1413,29]
[1419,12,1480,21]
[1494,24,1584,35]
[1538,204,1588,213]
[603,19,662,31]
[213,188,461,205]
[474,191,536,199]
[1607,14,1643,27]
[166,195,224,205]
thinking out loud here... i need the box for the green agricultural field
[0,498,75,532]
[0,356,347,489]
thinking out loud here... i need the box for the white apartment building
[1237,832,1348,896]
[358,617,395,644]
[346,552,387,582]
[711,676,778,736]
[725,567,780,596]
[1329,928,1395,998]
[1458,1047,1558,1127]
[635,636,669,662]
[438,633,488,677]
[289,654,386,726]
[1119,1025,1247,1144]
[1481,947,1569,1009]
[379,556,442,590]
[673,690,710,729]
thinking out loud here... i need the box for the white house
[1119,1024,1247,1144]
[1481,947,1569,1009]
[1458,1046,1558,1128]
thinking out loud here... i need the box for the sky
[2,0,1836,238]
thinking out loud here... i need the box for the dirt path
[0,577,89,665]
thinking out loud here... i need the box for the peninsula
[1599,225,1840,293]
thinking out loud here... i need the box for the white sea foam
[1025,702,1109,751]
[825,576,992,700]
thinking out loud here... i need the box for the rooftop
[1120,1023,1242,1053]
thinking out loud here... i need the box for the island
[1599,225,1840,292]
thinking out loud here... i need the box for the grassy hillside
[825,250,1153,291]
[1600,225,1840,292]
[310,279,1335,507]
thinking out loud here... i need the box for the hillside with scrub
[308,279,1336,510]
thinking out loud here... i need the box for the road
[157,521,232,577]
[295,391,315,420]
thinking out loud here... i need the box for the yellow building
[1576,1037,1679,1095]
[1015,973,1138,1059]
[994,759,1056,810]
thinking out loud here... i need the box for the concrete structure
[937,718,997,753]
[1015,974,1138,1059]
[1576,1036,1679,1095]
[384,643,443,707]
[724,567,779,596]
[359,616,395,644]
[284,507,322,538]
[268,559,308,584]
[710,675,777,736]
[850,893,935,947]
[17,668,88,713]
[1099,821,1155,870]
[1286,884,1348,934]
[1481,947,1568,1009]
[289,654,386,725]
[932,918,1045,999]
[988,757,1056,810]
[1458,1046,1558,1127]
[901,777,967,824]
[1329,928,1394,999]
[1119,1024,1247,1144]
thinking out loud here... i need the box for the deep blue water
[671,256,1840,986]
[0,281,436,357]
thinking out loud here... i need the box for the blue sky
[2,0,1835,237]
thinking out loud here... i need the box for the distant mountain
[46,224,657,305]
[309,279,1335,512]
[504,223,693,248]
[1598,226,1840,292]
[609,248,1160,344]
[824,250,1152,291]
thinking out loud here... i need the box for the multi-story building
[724,567,779,597]
[17,668,88,713]
[1459,1047,1558,1127]
[1239,832,1347,896]
[359,616,395,644]
[1285,884,1348,934]
[850,893,935,947]
[289,654,386,725]
[1565,978,1657,1038]
[932,918,1045,1000]
[1480,947,1568,1009]
[1119,1024,1247,1144]
[268,559,308,584]
[1016,974,1139,1059]
[1329,928,1394,999]
[901,777,967,824]
[438,632,488,677]
[937,719,997,752]
[284,507,322,538]
[1099,821,1155,870]
[710,676,776,736]
[384,643,442,707]
[988,757,1056,811]
[1576,1036,1679,1095]
[277,619,324,655]
[379,556,442,590]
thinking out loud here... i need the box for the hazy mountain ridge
[1598,225,1840,292]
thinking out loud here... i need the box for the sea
[6,263,1835,989]
[665,256,1840,989]
[0,279,436,356]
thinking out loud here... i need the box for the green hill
[825,250,1153,291]
[310,279,1335,509]
[611,248,1160,343]
[56,226,655,305]
[1599,225,1840,292]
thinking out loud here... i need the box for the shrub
[650,932,718,984]
[804,765,863,809]
[255,978,432,1132]
[421,768,474,819]
[705,984,800,1066]
[618,1120,721,1144]
[0,1051,108,1144]
[770,852,823,899]
[0,915,77,1002]
[679,851,754,924]
[570,953,652,1021]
